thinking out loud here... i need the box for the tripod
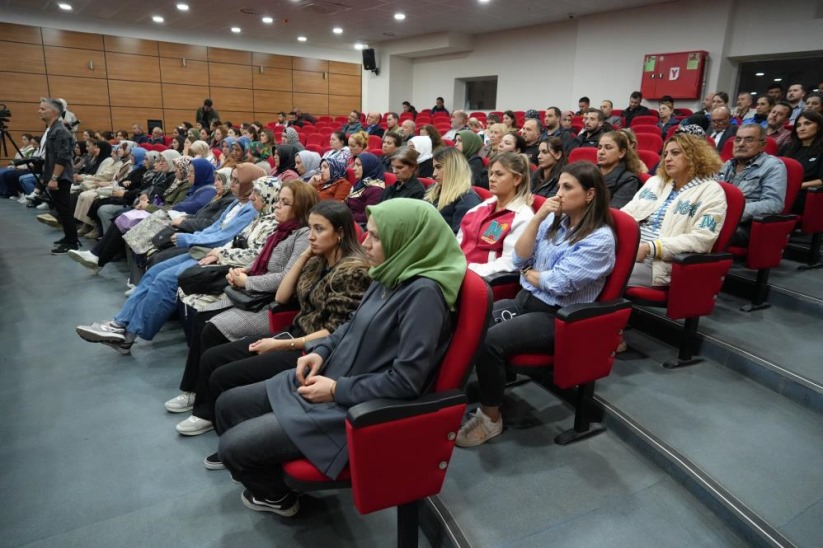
[0,106,43,191]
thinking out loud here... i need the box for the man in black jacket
[39,98,78,254]
[571,109,606,149]
[623,91,650,127]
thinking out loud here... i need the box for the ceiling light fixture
[773,78,782,82]
[750,91,758,95]
[176,3,189,11]
[58,3,72,10]
[755,72,764,76]
[479,0,491,3]
[394,13,406,20]
[152,15,165,23]
[354,43,366,50]
[333,27,343,34]
[297,36,307,42]
[231,27,241,33]
[262,16,274,24]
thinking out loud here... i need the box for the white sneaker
[76,321,126,343]
[124,287,136,297]
[36,202,49,210]
[455,409,503,448]
[165,392,195,413]
[176,416,213,436]
[67,249,100,271]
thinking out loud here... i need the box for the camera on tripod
[0,103,10,120]
[12,156,43,168]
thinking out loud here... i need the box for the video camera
[0,103,10,127]
[12,156,44,168]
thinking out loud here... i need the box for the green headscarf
[457,130,482,159]
[366,198,467,310]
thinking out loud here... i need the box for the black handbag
[224,286,274,312]
[151,226,177,250]
[178,264,232,295]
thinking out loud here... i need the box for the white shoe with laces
[176,416,213,436]
[165,392,195,413]
[455,409,503,448]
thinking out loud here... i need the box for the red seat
[306,134,325,147]
[795,185,823,270]
[415,115,431,125]
[719,138,735,162]
[139,143,152,150]
[665,125,680,141]
[367,135,382,149]
[481,157,490,168]
[282,271,493,547]
[568,148,597,164]
[631,125,661,135]
[211,148,222,160]
[419,177,435,188]
[635,133,663,153]
[505,209,639,444]
[473,186,492,201]
[764,137,778,155]
[383,172,396,186]
[306,144,324,154]
[727,157,802,310]
[637,150,660,170]
[630,116,660,127]
[367,148,383,157]
[151,143,168,152]
[345,168,357,185]
[334,116,348,125]
[317,116,333,124]
[624,182,745,368]
[442,139,454,147]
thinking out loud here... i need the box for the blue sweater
[172,185,218,214]
[174,200,257,248]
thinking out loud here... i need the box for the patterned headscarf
[173,155,193,179]
[160,149,181,172]
[322,157,347,182]
[236,136,251,153]
[248,140,271,160]
[676,124,707,137]
[283,126,301,146]
[144,150,160,170]
[252,176,281,216]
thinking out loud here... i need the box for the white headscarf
[409,136,433,163]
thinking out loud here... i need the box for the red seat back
[637,150,660,170]
[635,133,663,153]
[713,182,746,253]
[630,116,659,127]
[419,177,435,188]
[719,138,735,162]
[346,168,357,185]
[779,157,803,216]
[473,186,492,201]
[367,135,382,149]
[383,172,396,186]
[631,125,661,135]
[568,148,597,164]
[600,209,642,301]
[306,134,325,147]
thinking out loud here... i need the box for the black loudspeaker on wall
[362,48,378,74]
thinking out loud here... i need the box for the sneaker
[35,202,49,210]
[165,392,195,413]
[53,237,67,245]
[124,287,136,297]
[84,228,100,240]
[100,339,134,355]
[68,249,100,271]
[76,321,126,343]
[455,409,503,448]
[17,194,29,204]
[241,490,300,517]
[176,416,213,436]
[51,241,81,254]
[126,280,136,289]
[203,452,225,470]
[37,214,60,227]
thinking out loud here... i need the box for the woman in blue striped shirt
[457,161,616,447]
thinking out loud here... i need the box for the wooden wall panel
[159,42,208,61]
[0,72,49,102]
[0,23,42,44]
[209,87,254,112]
[294,57,328,72]
[253,90,293,113]
[209,63,252,89]
[74,106,113,134]
[329,95,362,116]
[110,107,164,131]
[42,28,103,50]
[104,36,158,56]
[208,48,251,65]
[1,102,46,131]
[252,53,292,69]
[163,109,196,130]
[217,111,255,126]
[253,69,292,92]
[105,52,160,82]
[293,93,328,116]
[48,76,109,105]
[108,80,162,108]
[329,74,361,97]
[254,112,282,125]
[0,42,46,73]
[329,61,360,76]
[44,46,106,78]
[293,71,328,94]
[162,84,210,110]
[159,58,209,85]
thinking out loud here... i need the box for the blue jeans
[114,253,197,340]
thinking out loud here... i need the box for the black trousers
[191,332,301,421]
[216,382,302,500]
[179,309,231,392]
[475,290,558,407]
[93,222,126,266]
[53,181,77,243]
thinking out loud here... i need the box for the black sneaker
[241,489,300,517]
[53,237,67,245]
[51,241,81,254]
[203,452,225,470]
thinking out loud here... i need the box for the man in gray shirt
[39,98,77,254]
[720,123,787,245]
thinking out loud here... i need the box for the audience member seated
[658,103,680,138]
[719,123,787,245]
[294,150,322,182]
[520,118,542,165]
[172,201,368,437]
[74,139,116,189]
[498,132,526,154]
[455,161,616,447]
[345,152,386,225]
[482,123,508,158]
[618,129,650,173]
[381,148,426,201]
[271,145,300,183]
[419,124,445,153]
[601,100,623,128]
[431,96,449,116]
[575,97,590,116]
[347,131,369,167]
[340,110,363,134]
[778,110,823,214]
[424,147,482,233]
[73,162,256,353]
[748,95,774,128]
[407,135,434,178]
[531,136,568,198]
[281,127,305,152]
[709,107,736,152]
[734,92,754,121]
[322,131,352,166]
[621,133,727,288]
[444,110,470,141]
[363,112,385,137]
[402,101,418,118]
[597,131,643,208]
[247,141,272,172]
[380,132,402,171]
[400,120,416,144]
[455,130,485,187]
[457,152,534,277]
[212,198,466,516]
[309,157,351,201]
[73,142,133,237]
[805,92,822,114]
[502,110,519,131]
[148,127,166,145]
[786,83,807,124]
[385,112,400,134]
[765,102,793,149]
[572,109,607,149]
[82,146,149,238]
[543,107,574,153]
[623,91,651,127]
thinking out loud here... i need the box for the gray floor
[729,259,823,302]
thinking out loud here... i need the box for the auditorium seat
[637,150,660,171]
[631,125,662,136]
[282,270,492,548]
[306,134,325,147]
[624,182,745,368]
[635,133,663,153]
[383,172,396,186]
[568,148,597,164]
[367,135,382,149]
[796,187,823,270]
[630,116,660,127]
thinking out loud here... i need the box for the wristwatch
[50,175,58,180]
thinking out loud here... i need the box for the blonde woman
[424,147,482,233]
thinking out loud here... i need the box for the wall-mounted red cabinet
[641,51,708,100]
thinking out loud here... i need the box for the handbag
[114,209,150,233]
[178,264,232,295]
[224,286,274,312]
[151,226,177,250]
[124,209,171,254]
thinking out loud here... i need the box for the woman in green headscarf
[247,141,272,173]
[213,198,467,516]
[456,129,487,188]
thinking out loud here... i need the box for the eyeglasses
[230,177,240,184]
[733,136,764,144]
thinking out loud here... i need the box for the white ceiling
[1,0,676,55]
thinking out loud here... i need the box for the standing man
[39,98,77,254]
[196,99,220,130]
[786,83,807,123]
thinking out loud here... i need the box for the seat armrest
[557,299,632,322]
[751,213,798,224]
[347,390,467,428]
[672,252,732,265]
[485,271,520,286]
[808,187,823,194]
[268,299,299,312]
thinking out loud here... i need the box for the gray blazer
[266,277,452,479]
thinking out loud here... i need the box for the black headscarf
[275,145,297,176]
[86,139,112,175]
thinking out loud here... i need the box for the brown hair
[547,161,614,245]
[600,131,644,174]
[280,179,319,225]
[656,133,722,184]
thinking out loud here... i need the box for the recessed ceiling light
[755,72,764,76]
[479,0,491,3]
[231,27,241,33]
[58,3,72,10]
[394,13,406,20]
[262,16,274,24]
[750,92,758,95]
[773,78,782,82]
[354,43,366,50]
[297,36,307,42]
[176,3,189,11]
[152,15,165,23]
[333,27,343,34]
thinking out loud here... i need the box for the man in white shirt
[709,106,735,151]
[443,110,469,141]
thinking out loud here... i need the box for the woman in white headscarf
[408,135,433,178]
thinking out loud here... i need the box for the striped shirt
[638,178,703,257]
[513,213,616,307]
